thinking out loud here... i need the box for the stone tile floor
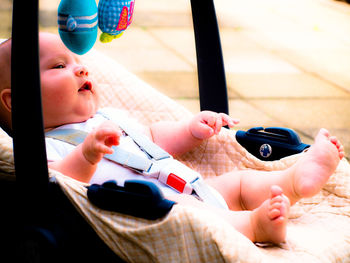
[1,0,349,158]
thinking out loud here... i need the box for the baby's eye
[53,63,65,69]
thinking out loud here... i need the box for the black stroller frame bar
[191,0,229,115]
[12,0,49,210]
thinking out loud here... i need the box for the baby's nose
[75,65,89,77]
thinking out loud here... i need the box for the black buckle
[236,127,310,161]
[87,180,175,220]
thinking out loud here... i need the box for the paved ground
[1,0,350,158]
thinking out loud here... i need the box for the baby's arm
[150,111,239,156]
[48,121,121,183]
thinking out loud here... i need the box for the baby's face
[39,33,99,129]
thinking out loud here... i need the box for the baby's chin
[44,113,96,130]
[70,112,97,124]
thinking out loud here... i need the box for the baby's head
[0,39,12,134]
[0,32,100,134]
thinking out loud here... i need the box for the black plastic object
[190,0,229,114]
[12,0,49,210]
[87,180,175,220]
[236,127,310,161]
[0,181,124,263]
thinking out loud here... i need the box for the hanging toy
[98,0,135,43]
[58,0,98,55]
[58,0,135,54]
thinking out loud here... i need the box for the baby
[0,33,344,245]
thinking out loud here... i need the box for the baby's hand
[190,111,239,140]
[82,121,122,165]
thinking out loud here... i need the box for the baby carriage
[1,0,350,262]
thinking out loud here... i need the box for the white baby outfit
[46,108,181,196]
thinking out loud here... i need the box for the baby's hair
[0,38,11,85]
[0,38,11,46]
[0,38,11,64]
[0,38,11,84]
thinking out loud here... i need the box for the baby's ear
[0,89,11,112]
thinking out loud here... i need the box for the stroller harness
[46,110,227,209]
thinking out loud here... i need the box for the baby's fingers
[192,121,215,140]
[96,127,122,147]
[96,143,114,155]
[220,113,240,128]
[213,115,222,134]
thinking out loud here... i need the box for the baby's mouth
[79,81,92,92]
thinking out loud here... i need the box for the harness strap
[46,129,154,173]
[97,109,171,161]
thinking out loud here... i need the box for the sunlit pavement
[34,0,350,157]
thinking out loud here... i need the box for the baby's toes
[330,136,341,149]
[268,202,283,220]
[339,145,345,159]
[271,195,290,218]
[270,185,283,198]
[330,136,345,159]
[316,128,330,141]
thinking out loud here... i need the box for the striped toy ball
[57,0,98,54]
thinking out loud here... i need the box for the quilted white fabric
[1,48,350,262]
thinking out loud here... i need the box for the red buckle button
[166,173,186,193]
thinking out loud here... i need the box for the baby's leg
[168,185,290,244]
[206,128,344,210]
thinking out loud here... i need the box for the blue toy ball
[98,0,135,43]
[58,0,98,55]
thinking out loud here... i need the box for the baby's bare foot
[289,128,343,203]
[250,186,290,244]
